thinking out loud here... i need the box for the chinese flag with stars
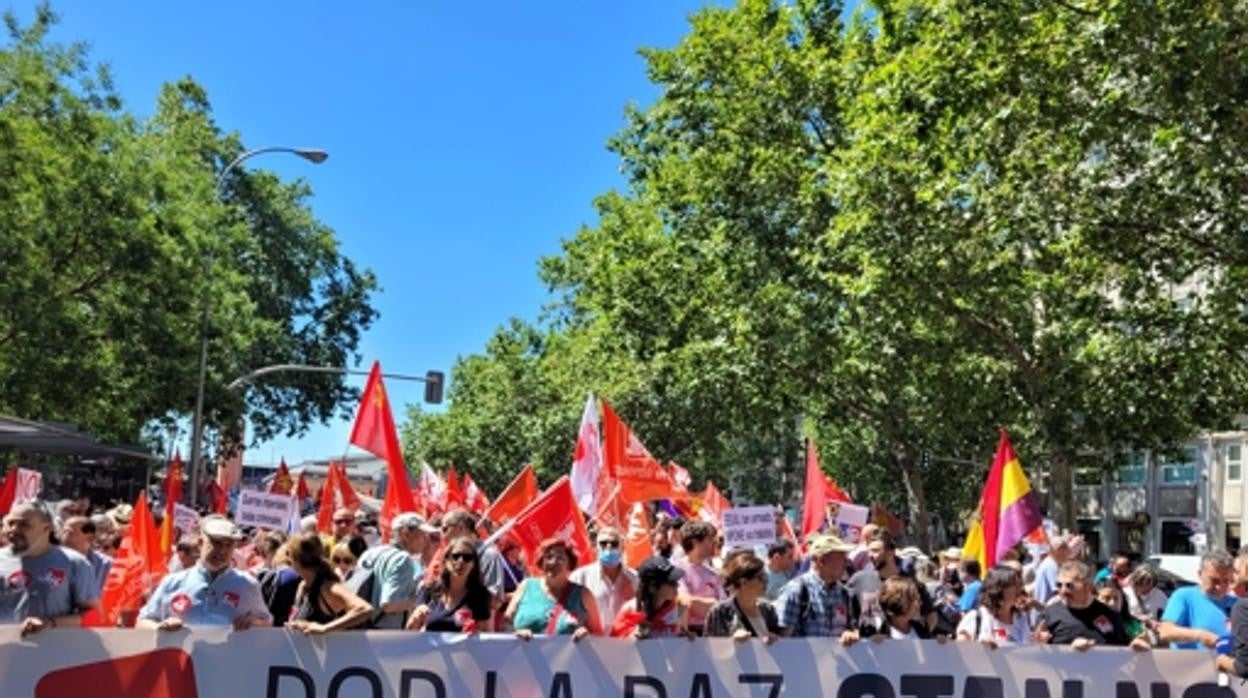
[349,361,418,530]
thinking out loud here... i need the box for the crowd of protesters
[6,494,1248,678]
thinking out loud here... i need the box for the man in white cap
[137,516,271,630]
[0,500,99,635]
[355,512,438,629]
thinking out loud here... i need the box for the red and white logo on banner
[170,594,191,615]
[7,570,30,591]
[15,469,41,505]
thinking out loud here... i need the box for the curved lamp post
[187,147,328,507]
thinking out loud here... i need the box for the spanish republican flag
[962,429,1044,573]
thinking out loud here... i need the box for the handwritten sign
[722,506,776,549]
[235,490,296,530]
[174,503,200,535]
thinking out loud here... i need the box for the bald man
[1,501,99,635]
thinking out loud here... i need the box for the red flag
[444,464,464,510]
[349,361,418,525]
[463,473,490,515]
[95,493,166,627]
[600,400,673,505]
[206,480,227,515]
[0,469,16,516]
[871,502,903,536]
[780,514,800,548]
[295,471,311,501]
[316,461,361,533]
[824,474,852,504]
[482,464,538,525]
[669,463,692,498]
[417,463,448,516]
[159,453,184,554]
[507,477,595,574]
[270,459,294,495]
[801,439,828,541]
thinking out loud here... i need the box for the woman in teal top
[506,538,602,640]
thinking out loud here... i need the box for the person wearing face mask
[571,527,637,627]
[506,538,601,640]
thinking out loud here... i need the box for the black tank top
[293,573,342,625]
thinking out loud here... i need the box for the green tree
[0,7,377,455]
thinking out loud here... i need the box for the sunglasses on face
[598,540,620,549]
[333,519,353,525]
[332,557,354,564]
[449,552,477,562]
[1056,581,1081,590]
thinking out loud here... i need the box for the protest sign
[828,501,871,543]
[173,503,199,535]
[722,505,775,549]
[235,490,296,530]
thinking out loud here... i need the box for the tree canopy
[418,0,1248,541]
[0,6,377,456]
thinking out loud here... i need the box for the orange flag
[623,501,653,569]
[158,453,184,554]
[270,459,294,495]
[505,477,595,573]
[95,493,166,627]
[698,481,729,528]
[349,361,418,531]
[600,400,673,506]
[482,464,538,525]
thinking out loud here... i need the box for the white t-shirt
[956,607,1032,646]
[1124,586,1168,620]
[889,623,918,639]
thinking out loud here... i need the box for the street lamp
[187,147,328,507]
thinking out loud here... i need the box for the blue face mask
[599,549,622,566]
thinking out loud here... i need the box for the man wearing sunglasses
[330,508,357,548]
[572,527,637,625]
[1041,561,1148,651]
[1159,549,1237,649]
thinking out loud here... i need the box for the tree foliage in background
[0,6,378,455]
[419,0,1248,542]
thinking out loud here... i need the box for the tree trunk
[1048,447,1077,532]
[898,452,932,552]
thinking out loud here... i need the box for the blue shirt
[958,580,982,613]
[357,544,416,629]
[139,565,272,627]
[1161,586,1235,649]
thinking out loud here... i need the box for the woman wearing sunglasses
[406,536,494,633]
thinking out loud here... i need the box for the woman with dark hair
[506,538,601,639]
[704,551,779,642]
[283,533,374,634]
[612,557,690,639]
[955,565,1037,647]
[406,536,493,633]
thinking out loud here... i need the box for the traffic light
[424,370,444,404]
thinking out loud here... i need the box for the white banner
[0,629,1238,697]
[721,506,775,549]
[829,501,871,543]
[235,490,296,530]
[173,503,200,535]
[14,468,42,505]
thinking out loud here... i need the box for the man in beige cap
[137,516,271,630]
[774,534,860,644]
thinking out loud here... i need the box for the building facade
[1074,429,1245,562]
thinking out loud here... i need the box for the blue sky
[24,1,721,465]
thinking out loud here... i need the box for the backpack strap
[798,579,811,634]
